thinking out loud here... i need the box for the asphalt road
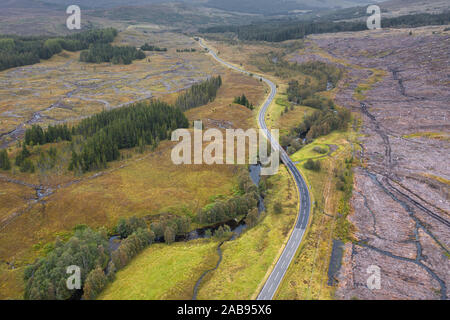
[198,39,312,300]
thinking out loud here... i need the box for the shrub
[304,159,321,171]
[82,267,108,300]
[273,201,283,214]
[313,146,328,154]
[0,149,11,170]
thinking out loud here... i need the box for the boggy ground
[299,26,450,300]
[0,30,219,148]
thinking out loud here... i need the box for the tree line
[176,48,197,52]
[141,43,167,52]
[196,169,259,226]
[79,44,146,65]
[281,107,350,155]
[200,12,450,42]
[174,76,222,111]
[0,28,118,71]
[25,124,72,146]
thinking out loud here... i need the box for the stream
[191,164,264,300]
[109,164,265,252]
[107,165,266,299]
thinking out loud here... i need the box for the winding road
[197,38,312,300]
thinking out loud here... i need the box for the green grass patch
[290,131,346,163]
[353,69,385,101]
[403,132,450,142]
[99,239,219,300]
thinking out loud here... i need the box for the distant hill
[0,0,60,9]
[87,2,257,29]
[204,0,385,15]
[5,0,190,10]
[379,0,449,17]
[1,0,385,12]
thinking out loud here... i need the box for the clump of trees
[0,149,11,170]
[82,267,108,300]
[287,62,342,104]
[0,28,118,71]
[24,101,189,173]
[79,44,146,64]
[296,108,351,140]
[150,215,191,244]
[141,43,167,52]
[36,147,59,171]
[69,101,188,172]
[24,226,110,300]
[335,158,354,192]
[234,94,254,110]
[213,225,233,239]
[273,201,283,214]
[281,107,350,154]
[244,208,259,228]
[176,48,196,52]
[111,228,155,270]
[25,124,71,146]
[15,145,35,173]
[175,76,222,111]
[196,170,259,225]
[116,216,147,239]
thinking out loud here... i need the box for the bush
[0,149,11,170]
[20,158,35,173]
[164,227,175,244]
[304,159,321,171]
[15,145,31,166]
[245,208,259,227]
[116,216,147,239]
[313,146,328,154]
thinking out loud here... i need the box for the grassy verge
[276,128,355,300]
